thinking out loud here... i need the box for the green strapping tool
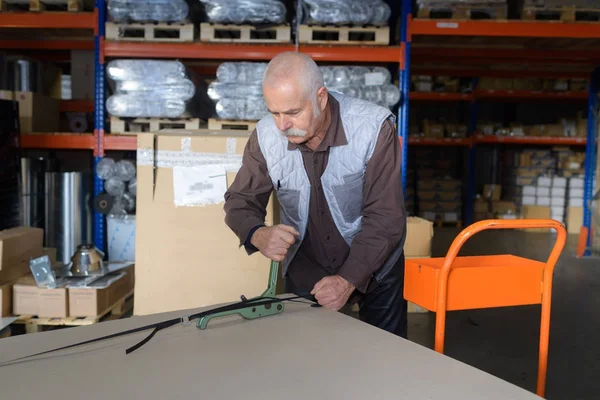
[196,261,284,330]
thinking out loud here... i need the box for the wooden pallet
[200,23,290,43]
[417,5,507,20]
[106,22,195,43]
[14,291,133,334]
[298,25,389,46]
[0,0,81,12]
[521,6,600,22]
[208,118,257,131]
[110,116,202,134]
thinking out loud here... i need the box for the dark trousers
[285,253,407,339]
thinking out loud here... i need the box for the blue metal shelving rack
[582,68,600,256]
[399,0,411,192]
[93,0,106,251]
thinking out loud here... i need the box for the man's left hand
[310,275,355,311]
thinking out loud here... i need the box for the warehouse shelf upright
[94,0,106,251]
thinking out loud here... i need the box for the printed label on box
[173,165,228,207]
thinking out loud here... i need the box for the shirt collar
[287,94,348,152]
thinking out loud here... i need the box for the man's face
[263,79,324,145]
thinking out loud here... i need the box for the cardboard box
[536,187,550,197]
[551,206,564,217]
[39,288,68,318]
[551,197,566,207]
[492,201,516,215]
[537,177,552,187]
[570,177,584,189]
[474,211,492,221]
[420,211,437,221]
[13,92,60,133]
[570,188,584,198]
[12,276,40,316]
[423,120,444,138]
[523,196,536,205]
[0,227,44,283]
[523,186,536,196]
[442,212,460,222]
[0,281,12,317]
[551,187,566,197]
[134,131,277,316]
[522,206,552,232]
[569,198,584,208]
[69,268,134,317]
[567,206,583,234]
[553,177,568,188]
[483,184,501,201]
[536,197,551,206]
[404,217,434,258]
[474,200,489,213]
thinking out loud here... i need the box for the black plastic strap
[0,294,318,367]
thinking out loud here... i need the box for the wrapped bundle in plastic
[302,0,391,26]
[207,82,262,101]
[107,60,187,82]
[216,62,267,83]
[215,96,268,120]
[108,0,189,23]
[96,157,117,180]
[200,0,287,24]
[115,160,137,182]
[106,60,198,118]
[105,177,126,197]
[107,95,188,118]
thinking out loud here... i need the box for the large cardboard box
[39,288,68,318]
[134,131,276,315]
[0,227,44,283]
[69,267,135,317]
[0,281,12,317]
[567,206,583,235]
[12,276,40,316]
[404,217,434,258]
[521,205,552,232]
[13,92,60,133]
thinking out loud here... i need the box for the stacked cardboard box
[418,178,462,223]
[521,176,567,224]
[0,227,45,317]
[404,217,434,313]
[567,176,585,234]
[503,149,556,205]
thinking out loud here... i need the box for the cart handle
[435,219,567,350]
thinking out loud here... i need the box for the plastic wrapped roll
[363,85,383,104]
[108,0,189,22]
[97,157,117,180]
[208,82,262,101]
[320,66,334,87]
[331,67,351,86]
[302,0,390,25]
[370,67,392,85]
[115,160,136,182]
[200,0,287,24]
[128,177,137,197]
[122,192,136,213]
[107,94,187,118]
[105,177,126,197]
[216,97,268,120]
[216,62,267,83]
[109,196,127,217]
[107,60,187,81]
[116,79,195,100]
[381,84,400,106]
[349,66,370,84]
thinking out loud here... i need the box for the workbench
[0,301,541,399]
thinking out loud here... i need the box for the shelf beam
[0,39,93,50]
[0,12,95,29]
[104,42,401,62]
[474,135,586,146]
[20,133,96,150]
[60,100,94,113]
[410,19,600,39]
[104,135,137,151]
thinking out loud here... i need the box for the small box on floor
[521,206,551,232]
[567,207,583,235]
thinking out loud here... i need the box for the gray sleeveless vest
[256,92,404,285]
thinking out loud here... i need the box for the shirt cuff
[243,224,265,255]
[338,256,373,294]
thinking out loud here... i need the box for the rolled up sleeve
[337,119,406,293]
[224,129,274,254]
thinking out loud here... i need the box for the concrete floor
[407,229,600,400]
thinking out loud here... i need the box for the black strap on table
[0,294,319,367]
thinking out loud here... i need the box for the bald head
[262,52,324,101]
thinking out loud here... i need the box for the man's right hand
[250,224,300,262]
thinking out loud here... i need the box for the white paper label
[436,22,459,29]
[173,165,228,207]
[365,72,386,86]
[226,137,236,155]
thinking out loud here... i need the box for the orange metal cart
[404,219,567,398]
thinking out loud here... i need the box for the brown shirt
[224,95,406,293]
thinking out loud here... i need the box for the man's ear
[317,87,328,111]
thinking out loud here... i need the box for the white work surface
[0,300,541,399]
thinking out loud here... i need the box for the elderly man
[224,52,407,337]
